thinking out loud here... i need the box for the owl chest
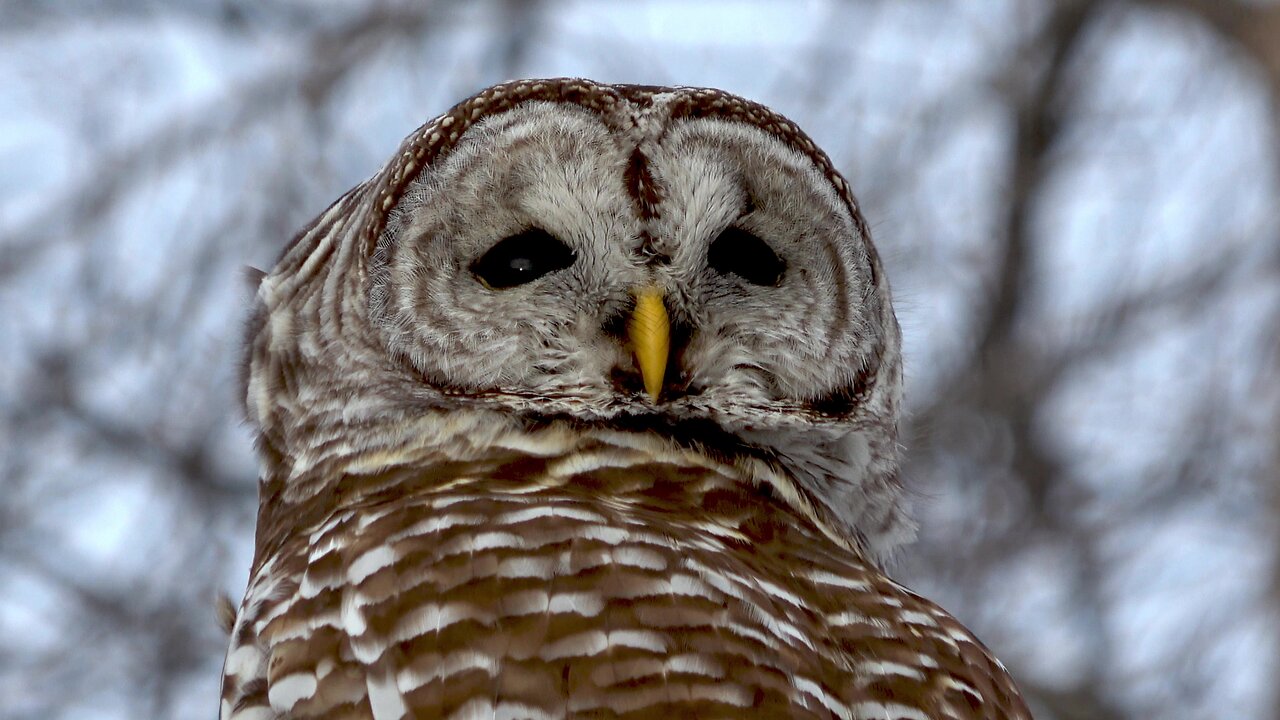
[240,489,872,718]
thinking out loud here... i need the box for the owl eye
[708,227,786,286]
[472,228,576,289]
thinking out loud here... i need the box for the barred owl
[222,78,1031,719]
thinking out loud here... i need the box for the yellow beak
[628,287,669,402]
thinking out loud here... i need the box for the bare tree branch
[0,4,441,284]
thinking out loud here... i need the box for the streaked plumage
[222,78,1031,719]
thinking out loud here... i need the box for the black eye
[471,228,576,289]
[707,227,786,286]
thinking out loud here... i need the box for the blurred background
[1,1,1277,718]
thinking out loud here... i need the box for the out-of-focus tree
[0,2,1275,719]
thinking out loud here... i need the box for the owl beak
[628,287,670,402]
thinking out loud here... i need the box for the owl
[221,78,1031,719]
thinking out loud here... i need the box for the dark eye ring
[707,227,786,286]
[471,228,576,289]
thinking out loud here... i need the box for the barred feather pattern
[225,78,1032,718]
[222,424,1028,719]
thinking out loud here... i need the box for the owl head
[244,79,911,560]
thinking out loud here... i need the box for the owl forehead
[361,78,871,256]
[429,101,831,230]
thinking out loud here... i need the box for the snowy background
[1,1,1277,718]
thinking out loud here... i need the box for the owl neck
[251,400,912,572]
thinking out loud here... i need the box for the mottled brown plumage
[222,78,1031,719]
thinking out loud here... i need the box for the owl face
[248,80,907,556]
[372,100,890,440]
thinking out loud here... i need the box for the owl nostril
[601,310,629,343]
